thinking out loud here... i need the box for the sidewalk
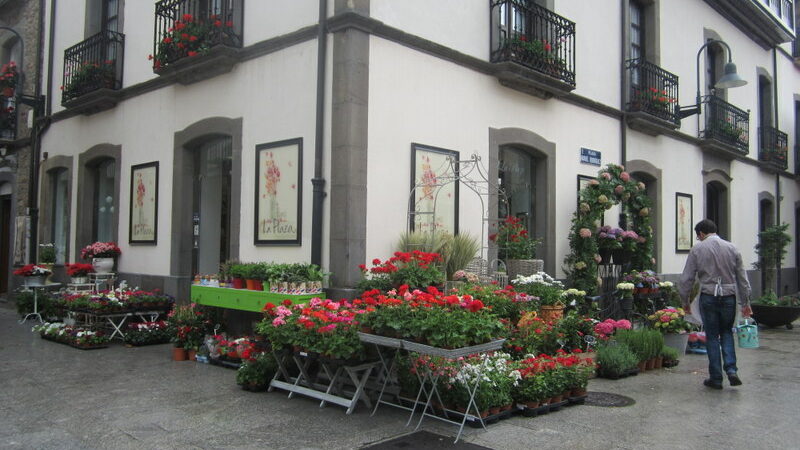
[1,304,798,449]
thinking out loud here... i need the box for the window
[499,146,537,234]
[630,2,644,62]
[86,0,120,36]
[706,181,728,240]
[50,169,70,264]
[93,159,115,242]
[706,43,722,97]
[758,75,773,129]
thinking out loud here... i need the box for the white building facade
[34,0,800,300]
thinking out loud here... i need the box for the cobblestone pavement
[1,304,798,450]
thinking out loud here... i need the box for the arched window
[77,145,120,252]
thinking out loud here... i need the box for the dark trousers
[699,294,738,382]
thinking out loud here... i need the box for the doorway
[498,146,536,234]
[192,136,233,276]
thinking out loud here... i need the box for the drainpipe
[619,0,628,229]
[310,0,328,267]
[773,46,781,294]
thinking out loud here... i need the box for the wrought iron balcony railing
[490,0,576,87]
[625,58,680,125]
[153,0,243,70]
[0,96,16,140]
[700,95,750,155]
[759,126,789,170]
[62,30,125,104]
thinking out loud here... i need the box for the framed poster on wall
[676,192,693,252]
[410,143,459,235]
[129,162,159,244]
[255,138,302,245]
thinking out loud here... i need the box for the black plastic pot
[752,304,800,329]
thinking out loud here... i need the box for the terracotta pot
[489,406,501,415]
[525,400,540,409]
[232,278,245,289]
[172,347,187,361]
[646,358,656,370]
[245,279,256,290]
[538,304,564,322]
[654,356,663,369]
[187,349,197,361]
[501,404,512,412]
[253,280,263,291]
[637,361,647,372]
[571,388,588,397]
[549,395,563,404]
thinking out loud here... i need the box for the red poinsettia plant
[0,61,18,95]
[66,263,94,277]
[81,241,121,259]
[14,264,52,276]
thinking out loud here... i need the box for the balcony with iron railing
[153,0,243,84]
[61,30,125,113]
[759,126,789,171]
[490,0,575,98]
[699,95,750,156]
[625,59,680,135]
[704,0,794,47]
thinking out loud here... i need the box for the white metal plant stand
[18,283,61,324]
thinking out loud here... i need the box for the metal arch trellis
[406,153,510,273]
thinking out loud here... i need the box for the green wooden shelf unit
[190,286,320,313]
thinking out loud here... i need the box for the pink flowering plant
[80,241,121,259]
[647,308,693,334]
[593,318,632,340]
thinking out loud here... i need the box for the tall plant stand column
[18,283,62,324]
[269,350,380,415]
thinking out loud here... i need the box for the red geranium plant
[149,13,235,69]
[357,251,445,291]
[66,263,94,277]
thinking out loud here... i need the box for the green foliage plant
[753,223,792,295]
[596,342,638,376]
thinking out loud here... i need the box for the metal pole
[310,0,328,267]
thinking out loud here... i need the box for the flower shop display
[167,303,218,360]
[123,321,170,346]
[648,308,693,356]
[55,288,173,315]
[150,13,237,70]
[614,328,664,371]
[595,342,639,379]
[566,164,655,294]
[13,264,53,286]
[66,263,94,284]
[490,215,542,280]
[357,251,445,292]
[513,271,565,321]
[32,322,110,350]
[236,352,278,392]
[80,241,121,274]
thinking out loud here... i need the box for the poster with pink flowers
[410,144,459,235]
[129,162,159,243]
[255,138,302,244]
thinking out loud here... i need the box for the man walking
[679,219,752,389]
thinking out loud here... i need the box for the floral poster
[255,139,302,245]
[410,144,458,234]
[129,162,158,243]
[676,192,692,252]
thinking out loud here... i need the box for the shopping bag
[685,294,703,326]
[737,318,759,349]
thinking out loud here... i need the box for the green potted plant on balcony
[715,118,746,144]
[62,60,116,99]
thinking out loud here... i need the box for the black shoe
[728,374,743,386]
[704,379,723,389]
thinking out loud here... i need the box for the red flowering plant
[66,263,94,277]
[150,13,236,69]
[0,61,18,95]
[13,264,52,277]
[61,60,116,99]
[453,283,532,323]
[490,216,541,260]
[166,303,214,351]
[81,241,121,259]
[357,251,445,292]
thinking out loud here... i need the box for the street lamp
[678,39,747,119]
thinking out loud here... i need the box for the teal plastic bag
[737,318,759,349]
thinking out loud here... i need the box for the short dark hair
[695,219,717,235]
